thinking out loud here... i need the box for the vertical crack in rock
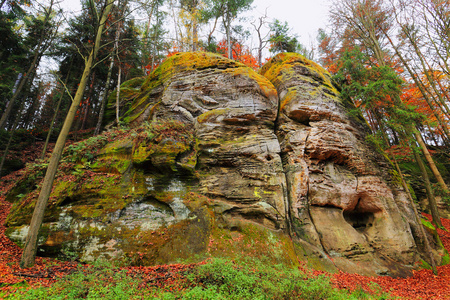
[5,52,445,276]
[259,52,433,276]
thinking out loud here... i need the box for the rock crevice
[5,52,447,276]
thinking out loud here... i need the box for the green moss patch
[207,222,298,267]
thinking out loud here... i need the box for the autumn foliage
[1,162,450,298]
[216,39,259,70]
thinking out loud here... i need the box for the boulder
[5,52,446,275]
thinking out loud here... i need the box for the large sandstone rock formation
[5,52,447,276]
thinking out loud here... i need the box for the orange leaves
[216,40,259,70]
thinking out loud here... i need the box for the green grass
[3,260,148,300]
[4,258,395,300]
[171,257,394,300]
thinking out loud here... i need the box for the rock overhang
[5,52,447,276]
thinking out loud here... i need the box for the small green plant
[177,257,393,300]
[6,255,395,299]
[432,183,450,205]
[8,260,150,300]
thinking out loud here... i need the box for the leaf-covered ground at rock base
[1,151,450,299]
[328,213,450,299]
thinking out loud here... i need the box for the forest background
[0,1,450,298]
[0,0,449,248]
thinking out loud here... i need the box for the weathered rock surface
[5,52,447,276]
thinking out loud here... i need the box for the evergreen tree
[0,0,61,129]
[268,19,313,59]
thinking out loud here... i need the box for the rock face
[5,52,447,276]
[260,53,428,275]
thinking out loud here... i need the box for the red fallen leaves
[330,214,450,300]
[332,266,450,299]
[123,263,202,291]
[1,171,450,299]
[0,185,200,296]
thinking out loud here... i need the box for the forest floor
[1,164,450,299]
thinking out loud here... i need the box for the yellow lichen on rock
[197,108,231,124]
[260,53,339,110]
[223,67,277,102]
[141,52,245,92]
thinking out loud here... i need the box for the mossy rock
[104,77,146,126]
[5,52,438,277]
[105,52,278,128]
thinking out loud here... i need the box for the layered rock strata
[5,52,446,276]
[260,53,428,275]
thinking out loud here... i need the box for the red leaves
[1,168,450,298]
[329,213,450,299]
[216,40,259,70]
[123,263,200,291]
[0,196,78,295]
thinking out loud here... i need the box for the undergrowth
[4,257,394,300]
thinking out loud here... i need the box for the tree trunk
[379,129,438,275]
[113,11,123,125]
[224,10,232,59]
[0,100,24,177]
[94,57,114,135]
[393,155,438,275]
[41,94,63,160]
[384,20,450,143]
[20,0,114,268]
[115,65,121,124]
[41,63,73,159]
[226,26,232,59]
[192,20,198,51]
[81,72,96,130]
[0,0,56,129]
[0,59,38,129]
[411,145,442,228]
[414,128,448,193]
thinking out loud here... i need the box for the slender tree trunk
[113,9,123,125]
[384,21,450,143]
[0,130,14,178]
[414,129,448,192]
[41,94,63,160]
[20,0,114,268]
[41,64,73,159]
[141,0,156,72]
[382,28,447,222]
[207,16,219,49]
[192,21,198,51]
[224,10,232,59]
[191,0,199,51]
[0,108,23,177]
[115,65,121,124]
[0,85,28,176]
[379,129,438,275]
[226,24,232,59]
[81,72,96,130]
[0,60,38,129]
[94,58,114,135]
[0,0,56,129]
[411,144,442,228]
[393,155,438,275]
